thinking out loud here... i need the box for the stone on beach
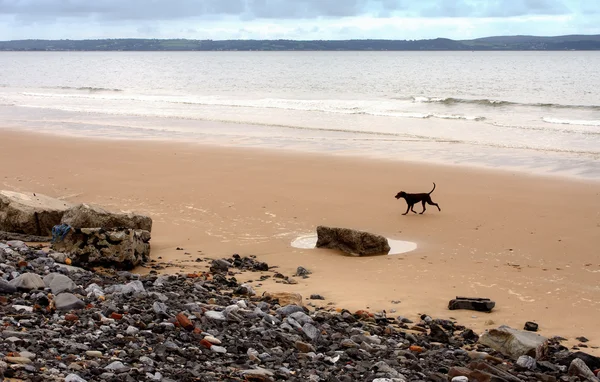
[0,190,72,236]
[51,227,150,269]
[61,203,152,232]
[478,325,549,360]
[315,225,390,256]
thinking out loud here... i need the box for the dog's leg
[420,200,427,214]
[410,204,417,214]
[403,204,411,215]
[426,197,441,211]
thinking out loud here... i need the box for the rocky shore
[1,240,600,382]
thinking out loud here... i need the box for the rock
[5,356,32,364]
[0,278,17,293]
[210,259,232,273]
[43,273,76,294]
[51,227,151,269]
[0,230,51,242]
[524,321,539,332]
[478,325,548,360]
[176,312,194,331]
[451,377,469,382]
[235,283,255,296]
[105,360,130,373]
[315,225,390,256]
[295,341,315,353]
[295,266,311,277]
[569,358,599,381]
[309,294,325,300]
[54,293,86,311]
[8,273,45,291]
[558,352,600,371]
[0,190,72,236]
[262,292,303,306]
[205,311,226,321]
[429,323,450,343]
[61,203,152,232]
[65,374,88,382]
[517,355,537,370]
[448,296,495,312]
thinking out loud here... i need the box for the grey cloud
[0,0,591,23]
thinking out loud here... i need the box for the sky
[0,0,599,41]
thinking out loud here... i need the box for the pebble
[0,242,594,382]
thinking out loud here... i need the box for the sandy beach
[1,129,599,353]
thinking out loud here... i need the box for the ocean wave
[46,86,123,92]
[20,92,485,121]
[490,121,600,136]
[542,117,600,127]
[411,96,600,111]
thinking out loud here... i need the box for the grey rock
[61,203,152,232]
[104,360,130,374]
[276,304,305,317]
[478,325,548,360]
[9,273,45,290]
[516,355,537,370]
[51,227,151,269]
[315,225,390,256]
[568,358,599,381]
[43,273,76,294]
[205,310,226,321]
[0,278,17,293]
[0,190,72,236]
[302,323,320,341]
[54,293,86,311]
[65,374,88,382]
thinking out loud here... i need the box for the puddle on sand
[291,235,417,255]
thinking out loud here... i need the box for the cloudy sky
[0,0,598,41]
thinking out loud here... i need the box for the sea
[0,51,599,180]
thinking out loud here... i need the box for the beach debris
[0,190,72,236]
[448,296,496,312]
[524,321,539,332]
[478,325,549,360]
[315,225,390,256]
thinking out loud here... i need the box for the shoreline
[1,128,599,355]
[1,126,599,185]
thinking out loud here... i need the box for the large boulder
[61,203,152,232]
[51,227,151,270]
[0,190,72,236]
[315,226,390,256]
[478,325,549,360]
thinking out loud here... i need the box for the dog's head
[394,191,407,199]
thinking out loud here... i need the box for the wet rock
[316,225,390,256]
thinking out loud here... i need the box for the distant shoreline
[1,34,600,51]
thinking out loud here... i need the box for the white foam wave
[542,117,600,127]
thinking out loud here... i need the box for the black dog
[395,182,441,215]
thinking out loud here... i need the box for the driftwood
[0,230,52,242]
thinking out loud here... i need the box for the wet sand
[1,129,599,353]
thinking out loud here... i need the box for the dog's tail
[429,182,436,194]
